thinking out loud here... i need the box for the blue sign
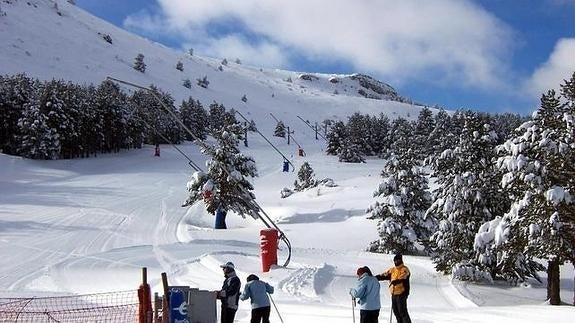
[169,287,189,323]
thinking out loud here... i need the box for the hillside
[0,0,428,134]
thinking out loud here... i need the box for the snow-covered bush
[280,187,293,199]
[451,263,492,283]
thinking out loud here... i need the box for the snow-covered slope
[0,0,428,132]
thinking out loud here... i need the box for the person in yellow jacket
[376,254,411,323]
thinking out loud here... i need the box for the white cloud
[191,35,288,68]
[526,38,575,96]
[125,0,514,89]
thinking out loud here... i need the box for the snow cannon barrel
[260,229,278,272]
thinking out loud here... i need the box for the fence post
[138,267,153,323]
[161,272,170,323]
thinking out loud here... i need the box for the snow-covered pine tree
[388,117,413,159]
[338,139,366,163]
[133,54,146,73]
[274,121,286,138]
[426,109,454,162]
[241,94,247,103]
[495,75,575,304]
[326,121,346,156]
[197,76,209,88]
[347,112,373,156]
[183,79,191,89]
[183,127,258,218]
[221,58,228,66]
[131,86,182,146]
[294,162,317,191]
[427,111,505,274]
[369,114,390,158]
[16,90,60,159]
[413,107,435,160]
[0,74,37,155]
[97,80,130,153]
[368,150,432,255]
[208,102,226,133]
[180,98,208,141]
[176,61,184,71]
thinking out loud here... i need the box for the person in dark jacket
[217,262,241,323]
[350,266,381,323]
[376,254,411,323]
[240,274,274,323]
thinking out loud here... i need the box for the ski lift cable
[269,112,280,123]
[107,76,292,267]
[234,110,296,172]
[106,77,203,172]
[296,115,327,141]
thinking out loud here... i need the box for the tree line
[0,74,245,160]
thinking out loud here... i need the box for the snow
[0,1,574,322]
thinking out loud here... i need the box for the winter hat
[220,261,235,270]
[246,274,259,282]
[393,254,403,263]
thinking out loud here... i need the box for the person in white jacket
[240,274,274,323]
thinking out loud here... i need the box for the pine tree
[0,74,37,155]
[183,128,258,217]
[427,109,454,162]
[427,111,504,274]
[197,76,209,88]
[338,140,365,163]
[369,114,390,158]
[347,113,373,155]
[495,77,575,304]
[176,61,184,71]
[368,151,432,255]
[294,162,317,191]
[180,98,208,141]
[274,121,286,138]
[241,94,247,103]
[183,79,191,89]
[131,86,182,145]
[413,107,435,160]
[16,93,60,159]
[133,53,146,73]
[326,121,346,156]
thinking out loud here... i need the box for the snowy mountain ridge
[0,0,429,130]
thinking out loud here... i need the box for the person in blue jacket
[349,266,381,323]
[240,274,274,323]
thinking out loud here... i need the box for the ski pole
[351,297,356,323]
[269,294,285,323]
[389,297,393,323]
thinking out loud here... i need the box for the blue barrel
[215,208,227,229]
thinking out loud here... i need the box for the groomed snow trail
[2,143,572,322]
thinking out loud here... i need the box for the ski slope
[1,136,573,322]
[1,1,574,321]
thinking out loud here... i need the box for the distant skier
[240,274,274,323]
[376,254,411,323]
[154,144,160,157]
[349,266,381,323]
[216,262,241,323]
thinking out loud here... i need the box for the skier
[349,266,381,323]
[154,144,160,157]
[240,274,274,323]
[376,254,411,323]
[216,262,241,323]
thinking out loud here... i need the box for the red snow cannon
[260,229,278,272]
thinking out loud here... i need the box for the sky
[75,0,575,115]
